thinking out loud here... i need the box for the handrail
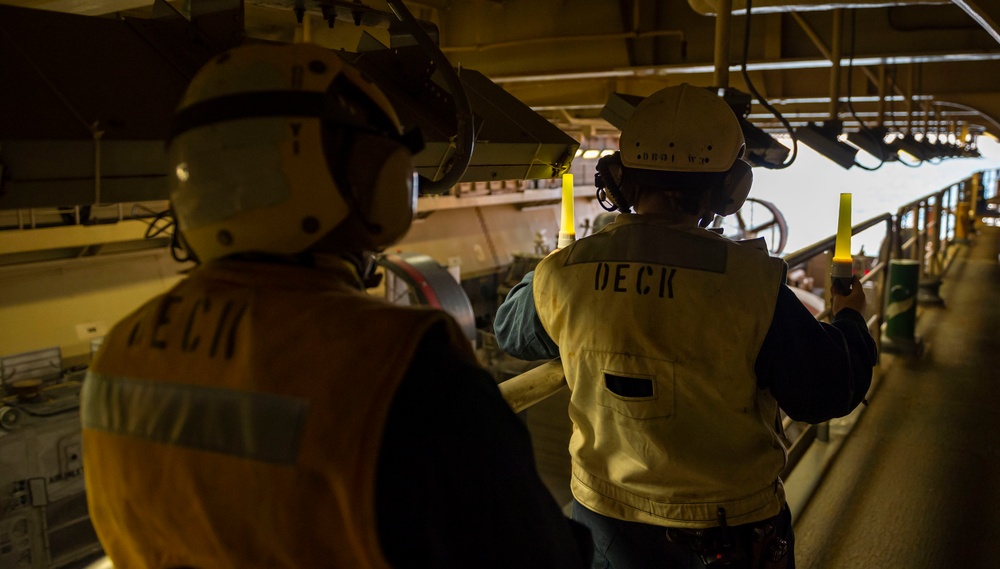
[782,213,893,333]
[783,213,892,268]
[497,360,565,414]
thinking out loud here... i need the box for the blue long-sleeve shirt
[494,271,876,424]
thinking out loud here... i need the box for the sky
[744,138,1000,257]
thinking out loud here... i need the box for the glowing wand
[831,192,854,294]
[557,173,576,249]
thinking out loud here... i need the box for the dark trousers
[571,499,796,569]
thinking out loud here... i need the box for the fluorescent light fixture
[846,126,897,163]
[739,117,790,168]
[959,137,982,158]
[713,88,791,169]
[582,149,601,159]
[888,134,931,161]
[914,135,945,160]
[795,120,858,169]
[930,141,960,159]
[574,148,583,158]
[599,149,616,157]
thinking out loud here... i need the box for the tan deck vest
[533,214,787,528]
[82,260,474,569]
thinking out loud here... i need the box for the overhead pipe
[934,100,1000,133]
[689,0,951,16]
[951,0,1000,46]
[491,50,1000,84]
[933,103,944,140]
[907,64,914,134]
[922,98,934,141]
[714,0,734,89]
[877,62,887,125]
[828,8,843,120]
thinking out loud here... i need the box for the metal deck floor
[521,225,1000,567]
[792,225,1000,568]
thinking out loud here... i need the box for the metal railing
[0,201,170,231]
[498,167,999,487]
[775,212,893,475]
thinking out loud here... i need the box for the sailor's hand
[832,275,866,316]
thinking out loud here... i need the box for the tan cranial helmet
[168,42,421,264]
[600,83,752,216]
[620,83,746,172]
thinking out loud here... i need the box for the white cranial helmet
[168,42,421,263]
[602,84,752,216]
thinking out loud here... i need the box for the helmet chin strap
[359,252,385,289]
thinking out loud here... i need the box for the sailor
[494,84,877,569]
[81,42,591,569]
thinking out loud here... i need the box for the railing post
[914,199,930,270]
[874,216,894,357]
[955,201,971,243]
[882,259,924,357]
[816,422,830,443]
[943,185,955,242]
[892,209,906,259]
[955,179,974,243]
[930,194,943,272]
[918,197,944,305]
[970,172,982,232]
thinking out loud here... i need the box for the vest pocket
[604,372,654,398]
[582,351,675,419]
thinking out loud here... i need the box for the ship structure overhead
[1,1,1000,568]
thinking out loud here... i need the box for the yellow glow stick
[833,193,853,263]
[831,192,853,291]
[558,173,576,248]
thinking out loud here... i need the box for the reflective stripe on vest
[82,371,309,465]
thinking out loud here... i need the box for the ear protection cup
[595,152,634,213]
[342,132,416,248]
[710,158,753,216]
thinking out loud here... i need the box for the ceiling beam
[491,50,1000,84]
[951,0,1000,45]
[688,0,951,16]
